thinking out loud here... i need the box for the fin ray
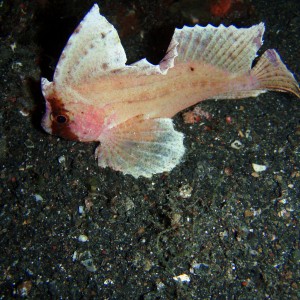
[95,117,185,178]
[54,4,127,87]
[167,23,265,74]
[252,49,300,97]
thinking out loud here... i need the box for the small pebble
[78,206,84,214]
[81,258,97,272]
[252,163,267,172]
[225,116,232,124]
[251,172,260,178]
[104,279,114,285]
[231,140,243,150]
[224,167,233,176]
[58,155,66,164]
[179,184,193,198]
[19,109,30,117]
[244,210,254,217]
[72,251,78,261]
[24,140,34,148]
[173,274,190,283]
[17,281,32,297]
[156,281,165,290]
[33,194,43,202]
[245,129,251,139]
[79,251,97,272]
[78,234,88,242]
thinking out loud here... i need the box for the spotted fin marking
[53,4,127,87]
[95,117,185,178]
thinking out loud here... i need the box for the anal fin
[95,117,185,178]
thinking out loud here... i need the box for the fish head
[41,78,79,141]
[41,78,107,142]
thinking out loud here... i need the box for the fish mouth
[41,115,52,134]
[41,99,53,134]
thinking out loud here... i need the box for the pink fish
[41,4,299,178]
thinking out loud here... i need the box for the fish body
[41,4,300,178]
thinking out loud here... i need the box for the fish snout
[41,99,53,134]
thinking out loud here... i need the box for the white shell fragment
[79,250,97,272]
[58,155,66,164]
[104,279,114,285]
[252,163,267,172]
[173,274,191,283]
[33,194,43,202]
[72,251,78,261]
[231,140,243,150]
[78,206,84,214]
[78,234,89,242]
[179,184,193,198]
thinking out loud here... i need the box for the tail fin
[252,49,300,98]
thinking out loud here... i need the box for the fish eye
[56,115,68,124]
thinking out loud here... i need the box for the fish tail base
[252,49,300,98]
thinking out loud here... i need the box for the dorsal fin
[54,4,127,87]
[163,23,265,74]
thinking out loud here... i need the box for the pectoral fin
[95,117,185,178]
